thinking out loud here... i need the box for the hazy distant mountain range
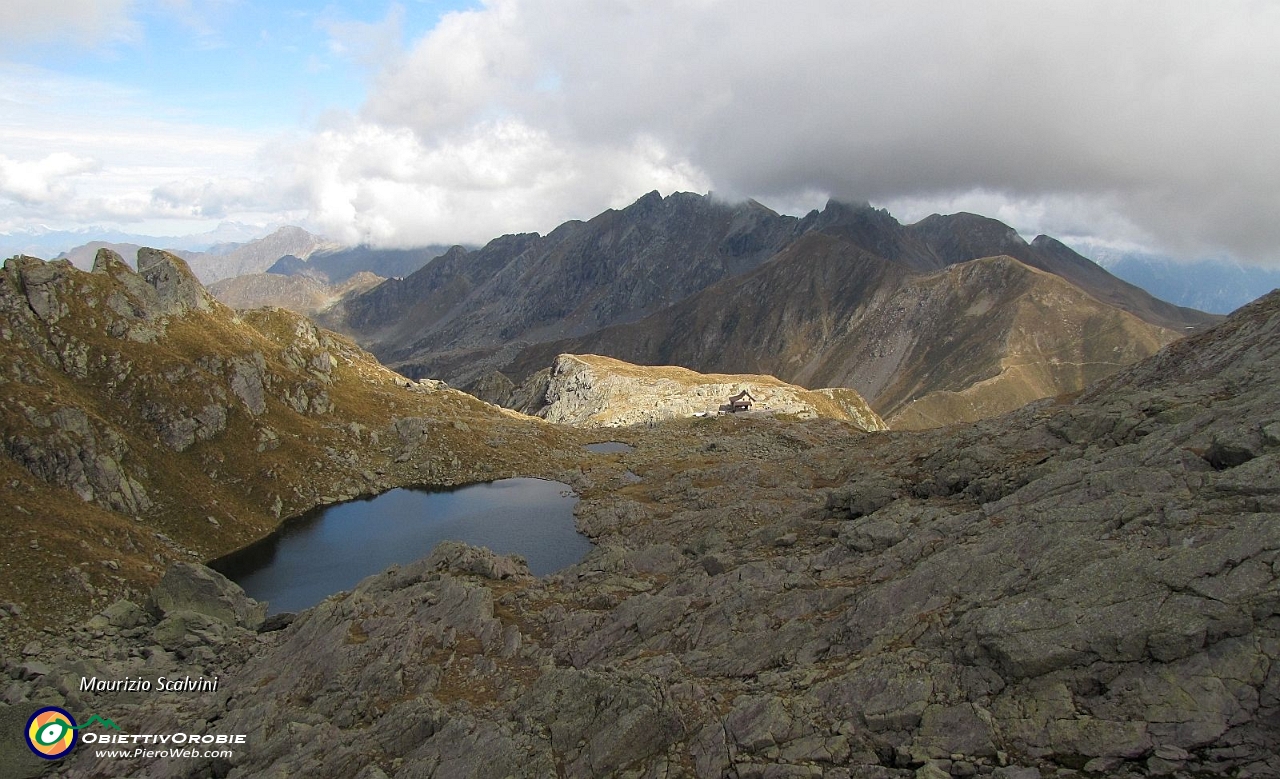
[1072,243,1280,315]
[268,244,453,284]
[50,226,338,285]
[203,244,455,321]
[0,222,267,262]
[38,227,451,291]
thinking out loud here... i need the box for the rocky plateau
[476,353,886,431]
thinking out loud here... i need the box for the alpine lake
[211,477,591,614]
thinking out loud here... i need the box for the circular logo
[25,706,78,760]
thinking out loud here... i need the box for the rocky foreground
[4,290,1277,778]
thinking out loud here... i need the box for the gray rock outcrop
[135,247,214,316]
[532,353,886,430]
[1,250,584,648]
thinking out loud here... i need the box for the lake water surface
[584,441,634,453]
[212,477,590,614]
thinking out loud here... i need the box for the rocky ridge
[53,226,337,285]
[0,249,581,649]
[12,290,1279,779]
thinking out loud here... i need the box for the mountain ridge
[326,191,1216,428]
[268,243,452,284]
[208,270,385,318]
[342,192,807,366]
[52,226,338,284]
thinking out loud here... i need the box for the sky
[2,1,1278,265]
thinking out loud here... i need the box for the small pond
[584,441,634,454]
[211,477,590,614]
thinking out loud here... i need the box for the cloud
[153,0,241,50]
[0,153,101,205]
[0,65,277,230]
[0,0,138,46]
[150,176,277,219]
[5,0,1278,265]
[319,3,408,72]
[268,117,708,246]
[281,0,1280,263]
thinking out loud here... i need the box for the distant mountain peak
[821,197,877,213]
[910,212,1028,255]
[742,198,778,215]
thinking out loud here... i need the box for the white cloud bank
[269,117,709,246]
[5,1,1280,265]
[0,64,288,235]
[0,153,101,206]
[268,0,1280,262]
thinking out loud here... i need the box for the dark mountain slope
[339,192,807,385]
[338,234,544,357]
[799,200,945,272]
[502,231,910,387]
[502,233,1180,427]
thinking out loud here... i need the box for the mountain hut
[727,390,755,412]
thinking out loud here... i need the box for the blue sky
[34,2,469,130]
[2,2,1279,266]
[6,2,472,126]
[1,1,481,240]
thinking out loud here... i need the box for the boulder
[423,541,532,581]
[101,599,150,629]
[153,610,229,651]
[826,476,906,519]
[147,562,266,630]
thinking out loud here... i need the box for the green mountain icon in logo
[72,715,121,732]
